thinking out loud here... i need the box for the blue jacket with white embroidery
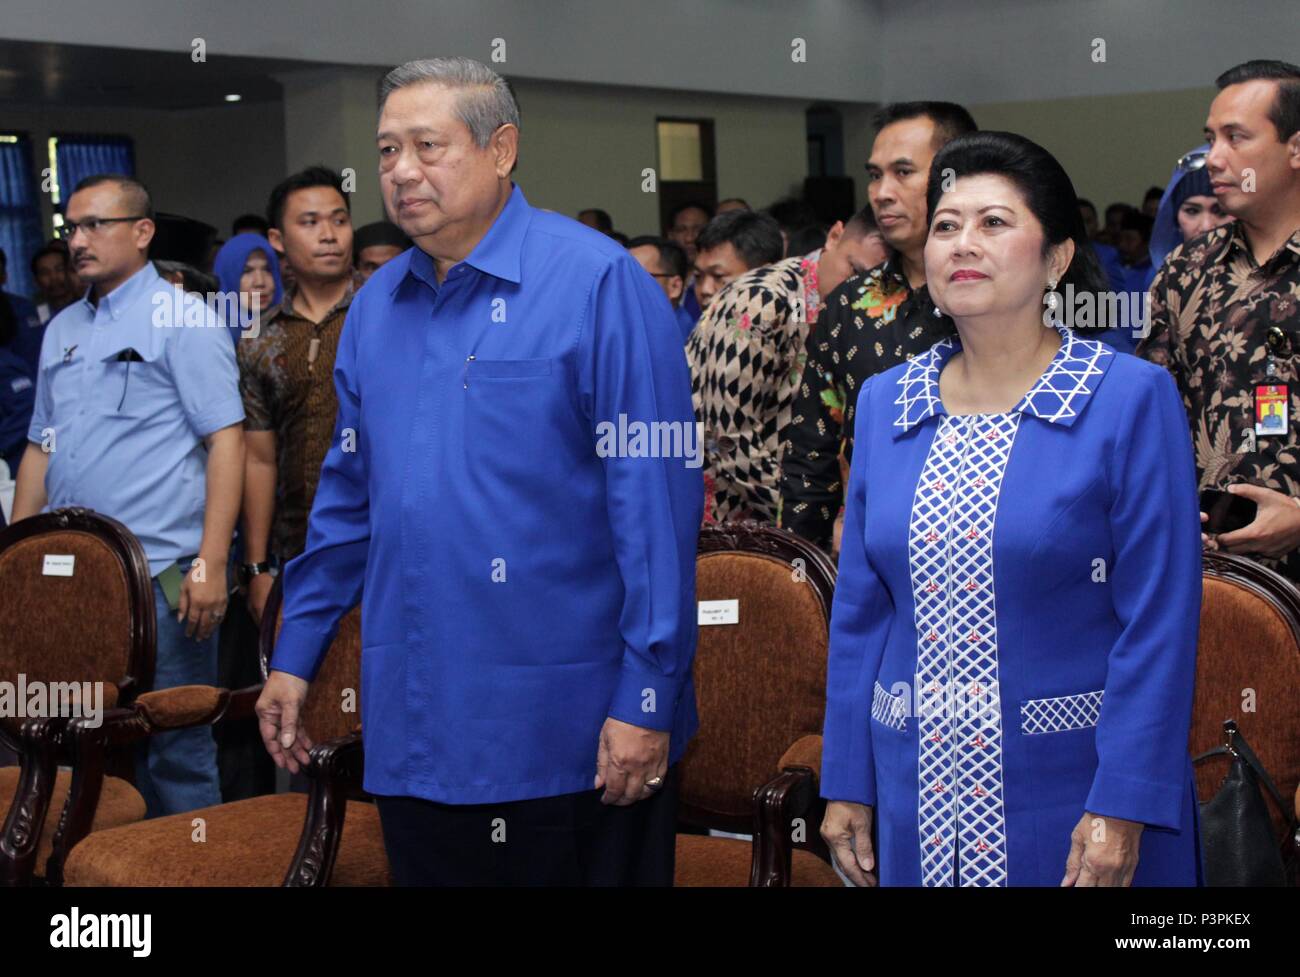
[821,325,1202,886]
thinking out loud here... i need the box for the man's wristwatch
[239,561,274,585]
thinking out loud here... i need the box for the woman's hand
[1061,811,1143,886]
[821,800,877,886]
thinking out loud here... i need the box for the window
[657,121,705,181]
[48,134,136,235]
[655,118,716,234]
[0,133,45,300]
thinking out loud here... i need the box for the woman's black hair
[925,131,1110,299]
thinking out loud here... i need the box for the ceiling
[0,39,307,110]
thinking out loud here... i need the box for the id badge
[1255,384,1289,437]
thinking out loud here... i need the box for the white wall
[877,0,1300,104]
[513,80,813,236]
[4,76,828,240]
[973,87,1217,216]
[2,0,885,102]
[8,0,1299,106]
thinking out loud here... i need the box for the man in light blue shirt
[256,58,702,886]
[12,175,245,817]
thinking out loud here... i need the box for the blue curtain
[0,134,45,301]
[55,134,135,212]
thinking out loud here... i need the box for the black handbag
[1193,719,1298,886]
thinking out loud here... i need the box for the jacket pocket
[1020,689,1104,734]
[871,680,908,733]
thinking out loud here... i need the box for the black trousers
[214,588,275,801]
[375,765,679,886]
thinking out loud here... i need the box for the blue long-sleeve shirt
[271,184,703,805]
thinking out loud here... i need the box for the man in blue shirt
[0,344,35,522]
[0,248,47,376]
[11,175,245,817]
[256,57,702,886]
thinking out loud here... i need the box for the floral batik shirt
[1139,222,1300,580]
[237,276,359,562]
[779,256,955,550]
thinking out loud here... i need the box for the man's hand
[256,670,314,774]
[1215,483,1300,559]
[177,557,228,641]
[593,717,668,806]
[821,800,877,887]
[247,572,275,626]
[1061,811,1143,886]
[1201,511,1219,551]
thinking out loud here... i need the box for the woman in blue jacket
[819,132,1202,887]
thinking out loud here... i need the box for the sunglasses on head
[1176,150,1208,172]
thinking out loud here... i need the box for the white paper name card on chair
[698,599,739,626]
[42,554,76,576]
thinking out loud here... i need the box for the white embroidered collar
[892,322,1114,436]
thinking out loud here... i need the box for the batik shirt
[237,275,359,562]
[780,257,955,549]
[1139,222,1300,580]
[687,254,818,523]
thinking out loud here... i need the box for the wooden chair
[61,577,389,886]
[0,508,155,885]
[674,522,841,886]
[1194,552,1300,876]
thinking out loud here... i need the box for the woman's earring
[1046,280,1059,313]
[933,305,942,318]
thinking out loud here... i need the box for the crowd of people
[1,53,1298,887]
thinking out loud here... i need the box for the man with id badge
[10,175,244,817]
[1140,60,1300,582]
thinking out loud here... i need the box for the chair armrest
[778,733,823,776]
[0,717,68,885]
[89,683,266,748]
[284,731,366,887]
[305,728,365,784]
[134,685,227,729]
[42,683,266,885]
[750,734,830,887]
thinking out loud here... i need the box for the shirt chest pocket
[466,357,553,380]
[93,346,173,419]
[463,357,567,468]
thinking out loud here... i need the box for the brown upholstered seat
[65,793,389,887]
[1194,554,1300,847]
[675,523,838,886]
[61,580,389,887]
[0,767,145,876]
[674,833,841,886]
[0,508,155,885]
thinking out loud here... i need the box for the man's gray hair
[379,57,520,147]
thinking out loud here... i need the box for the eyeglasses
[55,216,147,239]
[1176,150,1208,172]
